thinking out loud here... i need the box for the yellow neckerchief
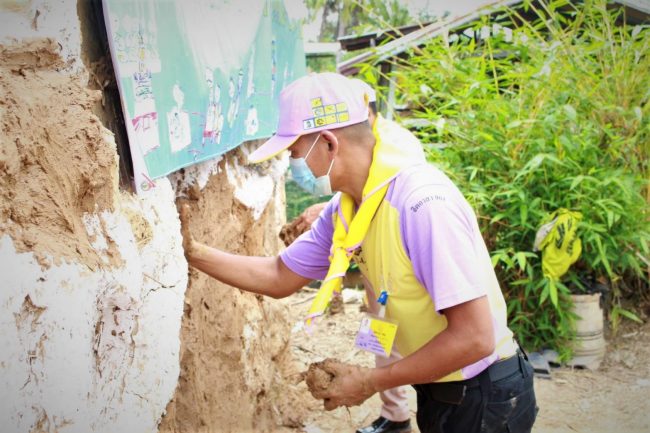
[305,116,424,326]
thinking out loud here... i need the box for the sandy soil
[282,289,650,433]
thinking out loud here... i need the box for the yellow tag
[355,314,398,357]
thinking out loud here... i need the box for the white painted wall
[0,180,188,433]
[0,0,86,73]
[226,142,289,221]
[170,141,288,222]
[0,2,188,432]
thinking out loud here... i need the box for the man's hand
[305,359,377,411]
[178,202,196,260]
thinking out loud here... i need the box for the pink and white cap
[248,72,369,163]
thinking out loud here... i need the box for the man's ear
[320,130,339,156]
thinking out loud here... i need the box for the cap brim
[248,134,300,163]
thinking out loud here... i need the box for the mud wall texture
[1,1,307,433]
[161,148,307,433]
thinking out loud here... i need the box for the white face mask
[289,134,335,197]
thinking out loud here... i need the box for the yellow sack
[534,209,582,280]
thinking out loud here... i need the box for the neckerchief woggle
[305,115,425,328]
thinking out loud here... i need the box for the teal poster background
[102,0,306,193]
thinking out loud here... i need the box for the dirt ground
[282,289,650,433]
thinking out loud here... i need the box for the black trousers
[413,353,538,433]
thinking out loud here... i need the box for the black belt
[414,351,527,405]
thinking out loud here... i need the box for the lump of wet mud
[304,358,365,411]
[305,358,343,411]
[305,359,338,395]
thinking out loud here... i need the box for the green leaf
[594,236,613,278]
[549,279,559,308]
[469,167,479,182]
[563,104,577,121]
[515,252,528,270]
[539,282,550,306]
[570,175,584,190]
[520,204,528,226]
[615,307,643,323]
[490,213,508,224]
[606,210,615,228]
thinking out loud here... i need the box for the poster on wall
[102,0,306,194]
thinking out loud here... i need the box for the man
[180,72,537,433]
[291,78,418,433]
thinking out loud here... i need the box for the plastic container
[568,293,606,369]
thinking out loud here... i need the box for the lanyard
[377,290,388,318]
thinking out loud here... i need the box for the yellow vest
[353,185,517,381]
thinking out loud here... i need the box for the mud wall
[0,1,305,432]
[0,1,187,431]
[162,148,307,433]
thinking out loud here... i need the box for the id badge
[354,314,398,358]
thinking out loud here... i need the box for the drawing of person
[203,68,224,145]
[227,69,244,127]
[167,84,192,153]
[209,84,225,145]
[130,27,159,155]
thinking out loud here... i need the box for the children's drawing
[167,84,192,153]
[203,69,225,145]
[131,29,160,155]
[103,0,306,194]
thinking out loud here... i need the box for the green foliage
[285,180,332,221]
[307,55,337,73]
[304,0,415,42]
[348,0,412,35]
[395,0,649,353]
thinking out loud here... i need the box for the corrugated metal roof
[337,0,521,75]
[337,0,650,75]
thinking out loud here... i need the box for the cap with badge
[248,72,369,163]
